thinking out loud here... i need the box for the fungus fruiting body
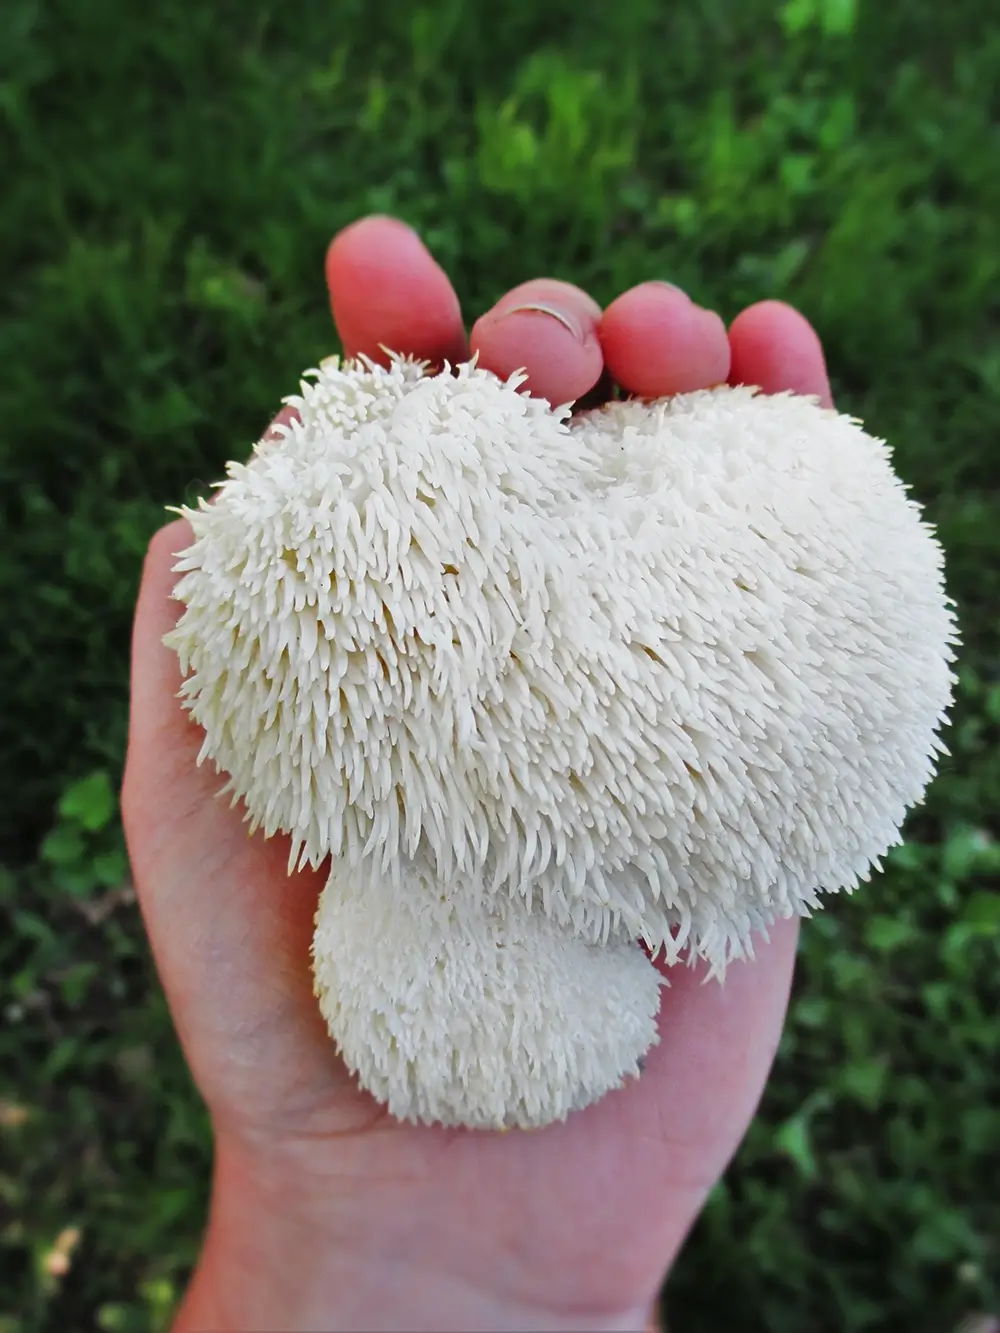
[165,357,957,1129]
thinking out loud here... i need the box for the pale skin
[121,215,834,1332]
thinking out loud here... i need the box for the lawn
[1,0,998,1329]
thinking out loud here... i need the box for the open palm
[122,216,832,1332]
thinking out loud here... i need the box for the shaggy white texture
[165,356,957,1127]
[312,859,663,1129]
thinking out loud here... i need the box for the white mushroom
[165,356,957,1128]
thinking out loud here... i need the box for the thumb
[122,521,352,1134]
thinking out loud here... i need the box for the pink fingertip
[728,301,833,406]
[600,284,732,398]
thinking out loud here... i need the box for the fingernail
[501,302,583,341]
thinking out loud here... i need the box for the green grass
[2,0,999,1329]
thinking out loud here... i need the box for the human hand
[122,216,833,1332]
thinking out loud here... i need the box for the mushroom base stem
[311,860,665,1129]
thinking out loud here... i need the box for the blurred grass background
[1,0,998,1329]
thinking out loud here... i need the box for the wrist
[175,1134,652,1332]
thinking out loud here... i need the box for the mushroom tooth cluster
[312,857,663,1129]
[164,355,957,1127]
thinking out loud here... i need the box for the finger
[123,520,327,923]
[325,215,468,368]
[598,282,732,398]
[123,521,322,953]
[261,403,300,443]
[728,300,833,406]
[122,524,348,1128]
[470,279,604,406]
[124,520,215,795]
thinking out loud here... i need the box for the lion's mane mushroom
[165,356,957,1129]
